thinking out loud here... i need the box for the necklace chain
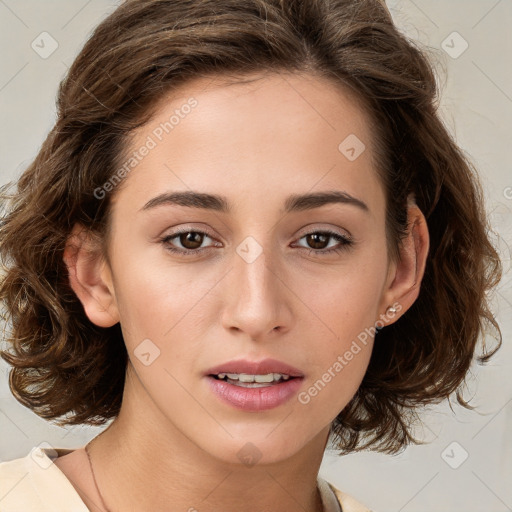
[85,438,111,512]
[84,435,328,512]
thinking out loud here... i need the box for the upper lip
[205,358,304,378]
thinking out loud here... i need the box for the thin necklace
[85,440,111,512]
[84,440,327,512]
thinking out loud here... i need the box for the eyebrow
[140,190,369,214]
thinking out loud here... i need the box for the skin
[58,71,429,512]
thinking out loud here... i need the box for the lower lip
[206,376,303,412]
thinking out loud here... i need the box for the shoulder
[0,450,42,511]
[0,446,89,512]
[318,476,373,512]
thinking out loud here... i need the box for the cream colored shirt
[0,447,371,511]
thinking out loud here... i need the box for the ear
[62,223,120,328]
[378,194,430,326]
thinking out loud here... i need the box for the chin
[202,427,313,467]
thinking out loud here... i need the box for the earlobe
[63,223,120,328]
[379,196,430,326]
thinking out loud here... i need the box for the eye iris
[180,232,203,249]
[307,233,329,249]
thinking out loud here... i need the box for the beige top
[0,446,371,511]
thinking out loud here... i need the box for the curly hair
[0,0,502,454]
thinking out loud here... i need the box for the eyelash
[159,228,354,257]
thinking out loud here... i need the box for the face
[84,72,401,465]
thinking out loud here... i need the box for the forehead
[109,71,382,219]
[152,71,373,146]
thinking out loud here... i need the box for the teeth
[254,374,275,383]
[216,372,291,383]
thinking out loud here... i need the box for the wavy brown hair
[0,0,502,454]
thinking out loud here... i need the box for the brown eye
[177,231,204,250]
[294,230,354,256]
[160,228,353,258]
[305,232,330,250]
[160,229,219,257]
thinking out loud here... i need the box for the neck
[87,362,330,512]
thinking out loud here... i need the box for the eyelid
[297,224,352,240]
[160,224,218,241]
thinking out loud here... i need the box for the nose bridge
[237,236,272,292]
[222,234,290,337]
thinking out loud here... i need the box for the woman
[0,0,502,511]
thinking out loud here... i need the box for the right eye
[159,229,220,256]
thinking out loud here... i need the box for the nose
[221,239,293,341]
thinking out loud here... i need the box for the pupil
[308,233,328,249]
[182,232,202,249]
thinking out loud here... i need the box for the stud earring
[386,305,397,315]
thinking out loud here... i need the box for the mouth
[204,358,305,411]
[208,372,300,388]
[205,357,304,381]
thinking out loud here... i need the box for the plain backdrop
[0,1,511,511]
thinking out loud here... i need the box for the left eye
[160,229,353,257]
[293,230,353,254]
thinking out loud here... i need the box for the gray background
[0,1,511,511]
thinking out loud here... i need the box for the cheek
[298,343,373,418]
[293,255,386,412]
[296,288,376,422]
[299,252,387,347]
[110,247,220,362]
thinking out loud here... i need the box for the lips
[204,358,305,411]
[205,358,305,378]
